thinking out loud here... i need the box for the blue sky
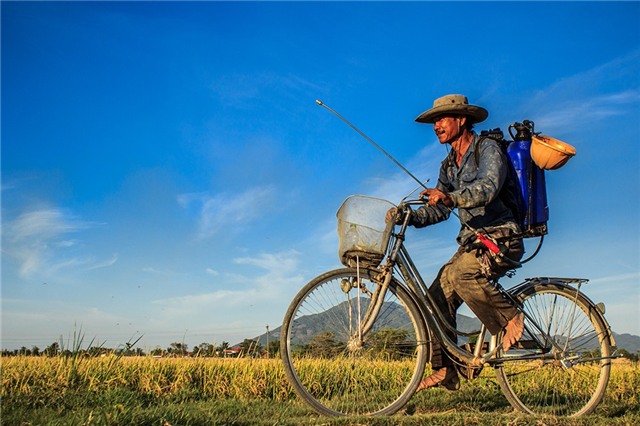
[2,1,639,352]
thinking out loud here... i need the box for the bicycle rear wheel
[494,281,612,416]
[280,268,429,416]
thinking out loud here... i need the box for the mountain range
[257,314,640,354]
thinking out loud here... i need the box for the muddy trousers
[428,241,523,370]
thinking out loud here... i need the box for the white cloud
[210,72,322,108]
[205,268,220,276]
[86,254,119,271]
[363,142,446,202]
[585,272,640,298]
[178,185,277,239]
[151,249,304,316]
[233,250,300,276]
[142,266,168,275]
[530,90,640,132]
[1,298,130,349]
[521,50,640,132]
[6,209,91,242]
[3,207,112,279]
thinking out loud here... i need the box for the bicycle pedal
[455,363,483,381]
[462,341,489,354]
[512,339,538,350]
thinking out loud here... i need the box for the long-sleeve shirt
[409,132,520,246]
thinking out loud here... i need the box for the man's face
[433,115,465,145]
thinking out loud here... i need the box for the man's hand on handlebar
[385,207,404,225]
[386,189,453,225]
[420,188,454,208]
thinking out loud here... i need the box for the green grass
[1,356,638,425]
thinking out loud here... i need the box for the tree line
[3,337,638,362]
[1,338,282,358]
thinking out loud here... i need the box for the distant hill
[254,312,482,347]
[612,333,640,354]
[255,312,640,354]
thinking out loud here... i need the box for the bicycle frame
[384,200,491,367]
[356,199,617,369]
[281,195,619,417]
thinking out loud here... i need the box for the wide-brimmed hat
[415,94,488,124]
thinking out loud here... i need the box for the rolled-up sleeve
[450,142,506,209]
[409,203,451,228]
[409,162,452,228]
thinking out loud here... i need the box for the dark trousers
[428,236,523,369]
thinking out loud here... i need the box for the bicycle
[280,194,617,417]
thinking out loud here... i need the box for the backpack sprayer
[316,100,576,265]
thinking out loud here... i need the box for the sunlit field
[2,356,638,425]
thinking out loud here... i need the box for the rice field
[1,355,638,425]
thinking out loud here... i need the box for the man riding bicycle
[387,94,525,391]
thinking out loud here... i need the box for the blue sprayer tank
[506,121,549,237]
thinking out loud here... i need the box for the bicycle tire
[280,267,429,416]
[494,281,612,416]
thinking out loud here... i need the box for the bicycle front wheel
[495,281,612,416]
[280,268,429,416]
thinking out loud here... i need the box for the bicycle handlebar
[393,197,522,268]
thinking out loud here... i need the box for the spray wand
[316,99,520,267]
[316,100,429,192]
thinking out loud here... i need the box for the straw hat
[415,94,488,124]
[531,135,576,170]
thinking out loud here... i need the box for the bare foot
[416,367,460,392]
[502,312,524,352]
